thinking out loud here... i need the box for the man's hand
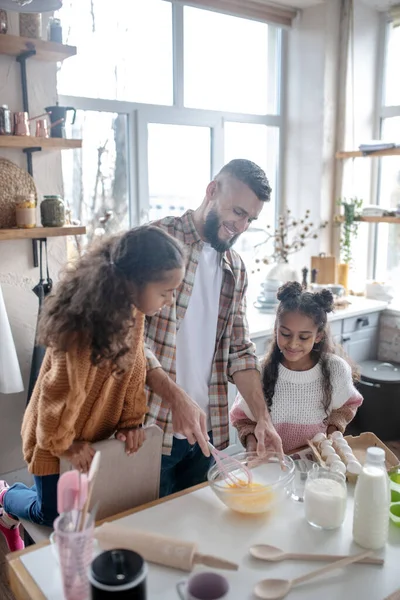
[254,419,284,457]
[170,387,210,457]
[116,427,146,455]
[146,367,210,457]
[62,441,95,473]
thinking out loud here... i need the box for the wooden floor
[1,441,399,600]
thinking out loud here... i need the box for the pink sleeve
[326,392,363,432]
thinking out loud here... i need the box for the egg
[347,460,362,475]
[330,431,344,441]
[330,461,346,475]
[325,454,341,466]
[335,439,350,450]
[312,433,326,443]
[342,449,355,462]
[320,440,333,450]
[321,446,336,459]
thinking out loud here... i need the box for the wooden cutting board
[311,254,337,284]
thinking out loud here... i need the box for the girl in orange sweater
[0,226,184,551]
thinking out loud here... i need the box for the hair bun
[277,281,302,303]
[314,288,335,313]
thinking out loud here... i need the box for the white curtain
[0,283,23,394]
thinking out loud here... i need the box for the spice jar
[48,17,62,43]
[40,195,65,227]
[19,12,42,39]
[0,10,7,34]
[15,193,36,229]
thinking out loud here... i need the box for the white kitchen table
[7,480,400,600]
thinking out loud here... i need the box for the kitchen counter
[248,296,388,339]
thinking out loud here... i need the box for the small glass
[291,458,314,503]
[304,466,347,530]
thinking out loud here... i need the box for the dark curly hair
[38,226,184,372]
[262,281,358,415]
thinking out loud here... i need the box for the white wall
[0,13,66,477]
[283,0,381,281]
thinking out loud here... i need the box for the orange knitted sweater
[21,311,147,476]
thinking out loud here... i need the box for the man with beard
[144,159,283,497]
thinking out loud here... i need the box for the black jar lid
[90,549,146,588]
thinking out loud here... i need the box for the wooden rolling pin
[95,523,238,572]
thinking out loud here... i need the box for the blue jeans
[160,433,214,498]
[3,475,59,527]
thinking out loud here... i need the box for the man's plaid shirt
[144,210,260,454]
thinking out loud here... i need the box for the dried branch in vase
[252,209,328,273]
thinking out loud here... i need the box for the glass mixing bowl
[207,451,295,515]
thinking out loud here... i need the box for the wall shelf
[336,148,400,159]
[0,34,76,62]
[335,216,400,224]
[0,226,86,241]
[0,136,82,150]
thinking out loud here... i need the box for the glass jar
[0,10,7,34]
[304,465,347,530]
[15,193,36,229]
[48,17,62,43]
[19,12,42,39]
[0,105,13,135]
[40,195,65,227]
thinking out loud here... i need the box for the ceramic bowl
[208,452,295,515]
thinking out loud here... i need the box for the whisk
[208,442,253,487]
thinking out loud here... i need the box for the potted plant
[337,197,363,291]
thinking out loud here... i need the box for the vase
[265,261,300,285]
[337,263,349,293]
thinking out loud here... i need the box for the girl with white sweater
[230,282,363,454]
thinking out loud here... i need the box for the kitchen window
[58,0,285,245]
[373,22,400,288]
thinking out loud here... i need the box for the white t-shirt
[175,243,223,437]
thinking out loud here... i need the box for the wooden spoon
[254,550,372,599]
[250,543,384,565]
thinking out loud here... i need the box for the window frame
[372,17,400,280]
[59,1,286,230]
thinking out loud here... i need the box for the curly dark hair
[262,281,358,415]
[38,226,184,371]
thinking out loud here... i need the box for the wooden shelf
[336,148,400,159]
[0,226,86,241]
[0,34,76,62]
[0,136,82,150]
[335,216,400,224]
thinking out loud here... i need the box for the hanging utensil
[26,239,53,404]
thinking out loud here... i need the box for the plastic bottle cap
[366,447,385,463]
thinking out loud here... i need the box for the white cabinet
[341,313,380,363]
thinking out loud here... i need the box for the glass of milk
[304,466,347,529]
